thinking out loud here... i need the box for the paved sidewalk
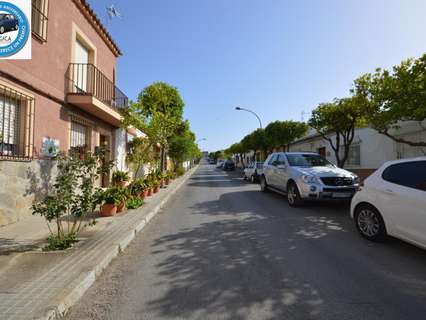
[0,167,196,320]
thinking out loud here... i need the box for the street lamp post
[235,107,262,129]
[235,107,263,165]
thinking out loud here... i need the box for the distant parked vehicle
[0,14,19,34]
[223,160,235,171]
[260,152,359,207]
[208,158,216,164]
[216,160,225,169]
[244,162,264,183]
[351,158,426,248]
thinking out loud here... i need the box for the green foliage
[128,178,146,196]
[126,197,144,209]
[137,81,184,120]
[43,234,78,251]
[112,170,129,184]
[175,166,185,176]
[32,150,112,250]
[126,136,159,179]
[168,120,200,171]
[225,121,307,163]
[354,54,426,147]
[99,187,128,206]
[309,96,368,168]
[264,121,308,151]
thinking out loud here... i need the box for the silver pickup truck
[260,152,360,207]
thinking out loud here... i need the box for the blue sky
[89,0,426,151]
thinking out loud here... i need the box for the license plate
[332,192,352,198]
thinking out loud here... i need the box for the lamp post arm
[239,108,262,129]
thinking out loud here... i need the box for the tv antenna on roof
[106,4,122,21]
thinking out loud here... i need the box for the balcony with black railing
[66,63,128,126]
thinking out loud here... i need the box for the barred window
[70,121,89,149]
[0,85,35,160]
[32,0,49,42]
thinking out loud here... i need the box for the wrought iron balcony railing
[67,63,128,110]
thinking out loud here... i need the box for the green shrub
[126,197,144,209]
[176,167,185,176]
[128,179,146,196]
[43,234,78,251]
[32,149,113,251]
[112,170,129,184]
[99,187,128,206]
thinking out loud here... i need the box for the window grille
[0,84,34,161]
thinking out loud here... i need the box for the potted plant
[149,173,160,193]
[164,171,172,185]
[99,187,128,216]
[129,179,146,199]
[112,170,130,188]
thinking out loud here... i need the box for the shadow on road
[146,166,426,319]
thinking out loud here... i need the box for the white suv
[351,157,426,248]
[260,152,359,207]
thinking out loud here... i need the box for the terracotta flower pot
[138,192,145,200]
[165,179,170,185]
[100,203,117,217]
[154,186,160,193]
[147,188,153,196]
[143,189,149,197]
[117,200,126,213]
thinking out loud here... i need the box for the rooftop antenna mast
[106,4,122,24]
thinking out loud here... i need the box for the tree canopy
[264,121,308,151]
[309,96,368,168]
[354,54,426,147]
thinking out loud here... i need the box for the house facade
[288,121,426,179]
[0,0,129,226]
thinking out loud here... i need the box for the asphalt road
[66,163,426,320]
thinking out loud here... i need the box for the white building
[289,121,426,179]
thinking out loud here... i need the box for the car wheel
[354,204,387,242]
[0,26,4,34]
[287,181,303,207]
[260,175,268,192]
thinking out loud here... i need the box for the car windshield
[286,154,334,167]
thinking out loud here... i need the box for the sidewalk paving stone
[0,167,196,320]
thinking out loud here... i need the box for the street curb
[40,166,198,320]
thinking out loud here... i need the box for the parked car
[0,14,19,34]
[260,152,359,207]
[244,162,264,183]
[216,160,225,169]
[208,158,216,164]
[351,158,426,248]
[223,160,235,171]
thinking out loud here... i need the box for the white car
[243,162,264,183]
[216,160,224,169]
[261,152,359,207]
[351,157,426,248]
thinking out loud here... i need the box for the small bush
[126,197,144,209]
[176,167,185,176]
[43,234,78,251]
